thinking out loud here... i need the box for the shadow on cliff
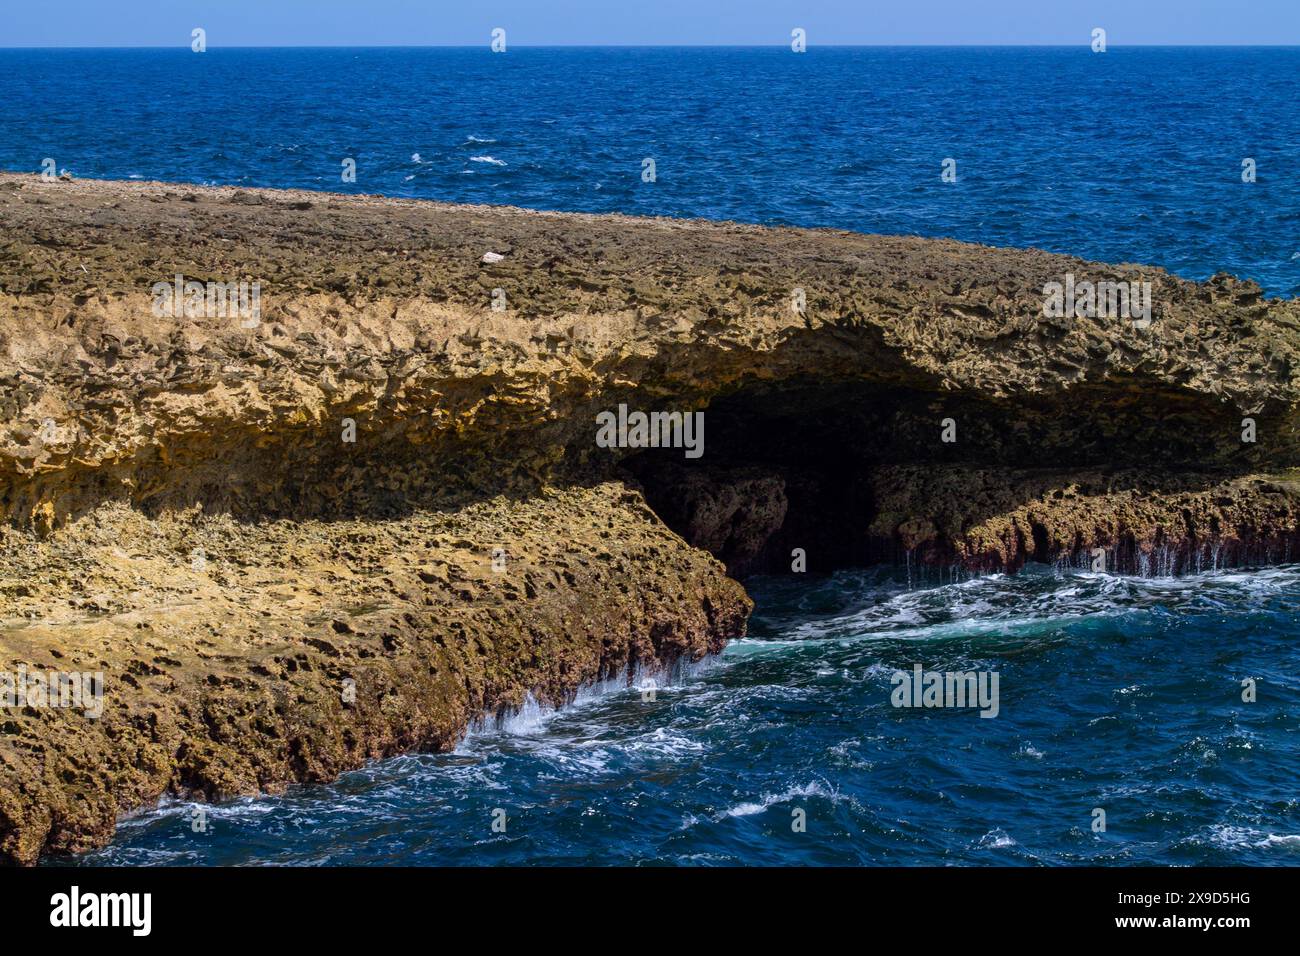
[4,324,1296,581]
[623,372,1298,578]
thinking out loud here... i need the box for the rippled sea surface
[2,47,1299,294]
[69,565,1300,866]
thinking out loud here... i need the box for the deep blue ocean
[2,46,1299,294]
[5,47,1298,866]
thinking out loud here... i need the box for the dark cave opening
[621,376,1290,578]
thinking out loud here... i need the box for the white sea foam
[470,155,507,166]
[977,828,1018,848]
[1259,833,1300,849]
[1203,824,1262,848]
[695,780,848,825]
[463,655,720,741]
[1203,824,1300,851]
[745,563,1300,652]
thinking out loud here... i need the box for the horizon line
[3,42,1300,50]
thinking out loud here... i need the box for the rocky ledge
[0,173,1297,863]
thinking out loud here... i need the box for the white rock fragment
[480,251,505,264]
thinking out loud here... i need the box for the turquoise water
[70,565,1300,866]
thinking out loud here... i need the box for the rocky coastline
[1,173,1297,863]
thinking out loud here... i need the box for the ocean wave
[977,828,1018,849]
[1199,824,1300,852]
[1259,833,1300,850]
[464,655,721,740]
[683,779,849,827]
[747,563,1300,650]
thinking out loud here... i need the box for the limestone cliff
[0,173,1297,862]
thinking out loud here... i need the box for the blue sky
[2,1,1297,47]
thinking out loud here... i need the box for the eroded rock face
[866,466,1300,573]
[0,173,1298,861]
[626,461,789,577]
[2,174,1297,528]
[0,484,749,864]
